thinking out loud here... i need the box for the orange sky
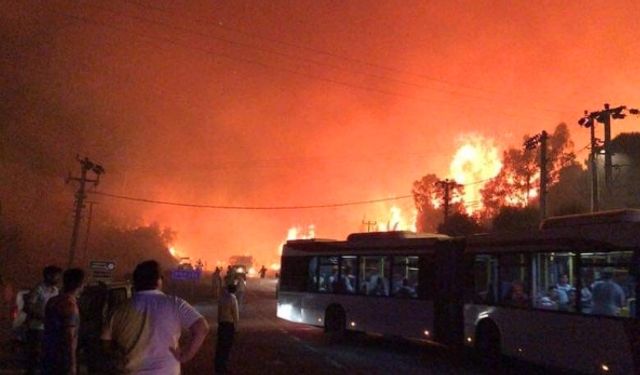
[3,0,640,267]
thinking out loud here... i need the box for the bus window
[471,254,498,305]
[280,256,312,292]
[317,256,339,293]
[392,256,418,298]
[499,253,531,308]
[359,256,390,296]
[533,252,576,312]
[307,257,318,292]
[580,251,635,317]
[336,256,357,294]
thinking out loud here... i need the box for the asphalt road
[183,279,487,375]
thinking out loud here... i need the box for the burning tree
[412,174,441,232]
[412,174,466,233]
[480,123,575,220]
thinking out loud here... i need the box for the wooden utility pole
[361,219,377,232]
[524,131,549,221]
[435,179,462,224]
[539,131,548,221]
[83,201,98,265]
[589,122,600,212]
[67,157,104,268]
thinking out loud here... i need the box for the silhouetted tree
[491,206,540,233]
[90,223,178,279]
[481,123,575,219]
[412,174,441,232]
[606,133,640,209]
[437,213,485,236]
[547,163,589,216]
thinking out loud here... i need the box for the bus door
[433,241,465,348]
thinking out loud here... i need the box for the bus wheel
[324,305,346,342]
[475,321,501,370]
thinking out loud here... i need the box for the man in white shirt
[101,260,209,374]
[215,284,239,374]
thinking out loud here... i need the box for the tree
[606,132,640,209]
[412,174,441,233]
[480,147,536,218]
[491,206,540,233]
[437,213,485,236]
[90,223,178,279]
[481,123,575,220]
[547,163,589,216]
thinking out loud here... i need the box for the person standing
[101,260,209,374]
[25,265,62,375]
[212,267,222,299]
[42,268,85,375]
[235,276,246,310]
[215,284,239,374]
[259,266,267,279]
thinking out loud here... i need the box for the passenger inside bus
[506,280,529,307]
[555,274,571,305]
[591,269,625,316]
[395,278,417,298]
[360,271,389,296]
[372,277,388,296]
[332,267,356,294]
[538,286,561,310]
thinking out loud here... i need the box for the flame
[449,135,502,213]
[168,246,179,258]
[373,206,417,232]
[278,224,316,256]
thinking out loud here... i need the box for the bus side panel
[296,293,435,340]
[434,242,465,348]
[466,306,635,375]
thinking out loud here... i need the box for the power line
[53,8,553,122]
[119,0,567,115]
[83,0,564,115]
[91,191,413,210]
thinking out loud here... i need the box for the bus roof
[467,209,640,252]
[283,231,454,256]
[346,231,449,242]
[540,209,640,230]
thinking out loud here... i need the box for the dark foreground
[1,278,560,374]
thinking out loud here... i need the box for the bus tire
[324,305,346,342]
[475,320,501,370]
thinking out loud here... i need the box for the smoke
[2,0,640,272]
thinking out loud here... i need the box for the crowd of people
[508,270,631,316]
[16,259,261,374]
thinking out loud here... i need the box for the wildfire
[274,224,316,270]
[375,205,417,232]
[449,135,502,213]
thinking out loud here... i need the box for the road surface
[182,279,550,374]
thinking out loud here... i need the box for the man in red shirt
[42,269,85,375]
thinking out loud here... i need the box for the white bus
[277,209,640,374]
[277,231,466,347]
[464,209,640,374]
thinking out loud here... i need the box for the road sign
[89,260,116,271]
[89,260,116,282]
